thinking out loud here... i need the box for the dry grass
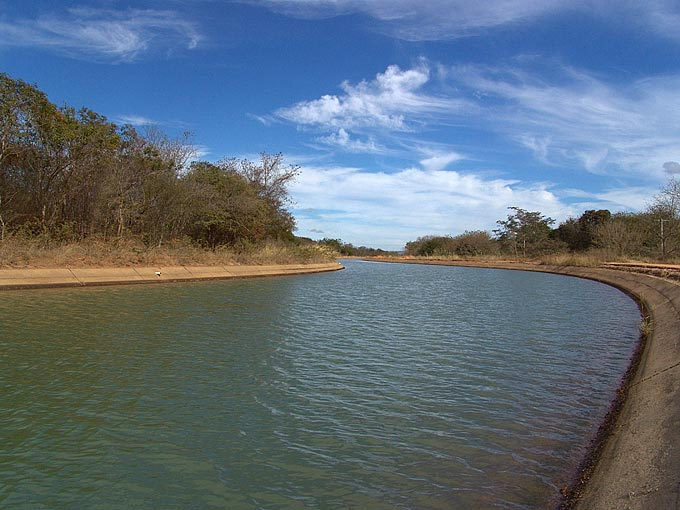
[539,250,680,267]
[371,251,661,268]
[538,251,613,267]
[0,236,336,268]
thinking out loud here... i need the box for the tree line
[405,179,680,260]
[0,73,298,249]
[316,238,392,257]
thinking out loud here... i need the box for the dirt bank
[369,257,680,509]
[0,262,344,290]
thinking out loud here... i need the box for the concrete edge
[0,262,344,290]
[367,257,680,510]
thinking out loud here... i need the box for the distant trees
[318,238,392,257]
[401,179,680,261]
[454,230,497,256]
[405,231,497,257]
[493,207,555,257]
[405,235,454,256]
[0,73,298,249]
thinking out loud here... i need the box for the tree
[0,74,121,237]
[494,207,555,257]
[592,213,648,258]
[647,177,680,258]
[318,238,343,253]
[404,235,456,256]
[143,126,196,176]
[228,153,299,240]
[0,72,304,252]
[451,230,498,256]
[183,161,267,248]
[556,209,611,251]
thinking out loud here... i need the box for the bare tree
[648,177,680,258]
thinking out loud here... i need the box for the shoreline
[0,262,344,290]
[368,257,680,509]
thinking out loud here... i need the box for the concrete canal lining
[0,262,344,290]
[368,258,680,509]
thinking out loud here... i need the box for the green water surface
[0,260,640,509]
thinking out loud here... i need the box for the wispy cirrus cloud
[561,186,659,213]
[419,151,466,172]
[114,114,158,127]
[452,64,680,178]
[251,0,680,43]
[251,0,574,40]
[113,113,196,134]
[0,8,201,62]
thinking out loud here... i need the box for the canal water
[0,259,640,509]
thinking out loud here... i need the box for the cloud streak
[0,8,201,62]
[252,0,680,43]
[452,64,680,177]
[252,0,573,40]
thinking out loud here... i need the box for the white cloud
[317,129,386,153]
[277,61,680,179]
[252,0,680,43]
[419,151,465,172]
[517,135,553,165]
[0,8,201,62]
[115,114,157,127]
[291,163,572,250]
[275,64,465,132]
[252,0,574,40]
[638,0,680,43]
[193,145,212,160]
[453,64,680,178]
[562,186,657,213]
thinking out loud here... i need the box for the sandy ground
[368,257,680,509]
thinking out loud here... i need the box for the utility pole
[660,218,668,260]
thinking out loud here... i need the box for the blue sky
[2,0,680,249]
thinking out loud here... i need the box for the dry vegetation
[0,236,336,269]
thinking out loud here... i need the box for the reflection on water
[0,260,639,508]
